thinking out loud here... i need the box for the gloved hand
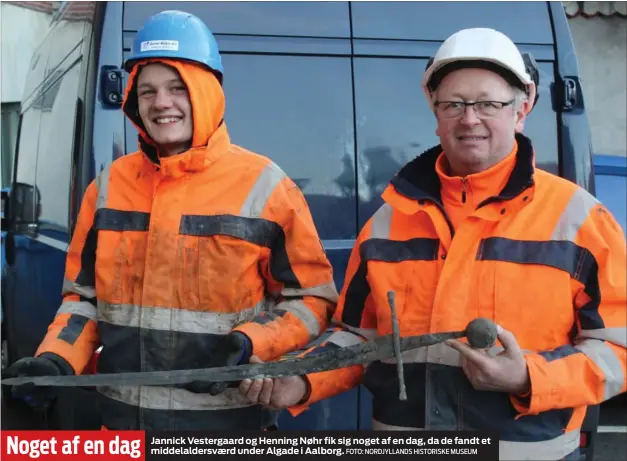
[184,332,253,396]
[3,356,66,411]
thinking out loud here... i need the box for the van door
[3,1,95,395]
[2,4,53,364]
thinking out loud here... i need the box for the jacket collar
[123,58,229,177]
[384,132,536,211]
[155,123,231,178]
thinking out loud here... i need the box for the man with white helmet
[241,28,626,460]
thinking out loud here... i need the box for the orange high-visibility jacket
[291,133,626,460]
[35,59,338,430]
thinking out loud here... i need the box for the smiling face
[433,67,530,177]
[137,63,193,157]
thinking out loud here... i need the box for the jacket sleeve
[35,180,101,374]
[512,200,627,415]
[233,172,339,360]
[285,221,380,416]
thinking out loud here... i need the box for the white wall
[1,3,52,103]
[568,16,627,157]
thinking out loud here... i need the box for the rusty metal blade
[1,330,464,388]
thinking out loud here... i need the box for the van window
[354,58,435,225]
[123,1,350,37]
[33,70,64,111]
[222,54,357,239]
[351,1,554,44]
[354,57,559,227]
[124,54,358,240]
[34,60,83,238]
[21,31,54,107]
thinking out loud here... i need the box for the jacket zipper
[428,200,455,239]
[461,178,467,204]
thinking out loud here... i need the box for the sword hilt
[387,290,407,401]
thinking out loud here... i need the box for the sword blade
[1,330,463,387]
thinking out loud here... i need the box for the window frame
[31,56,84,240]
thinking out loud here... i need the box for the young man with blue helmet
[5,10,338,431]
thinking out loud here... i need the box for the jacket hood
[122,59,225,165]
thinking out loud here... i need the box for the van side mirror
[9,182,41,233]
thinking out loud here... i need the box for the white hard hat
[422,28,537,114]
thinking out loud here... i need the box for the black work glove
[184,332,253,396]
[3,356,66,411]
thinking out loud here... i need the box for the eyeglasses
[434,99,515,119]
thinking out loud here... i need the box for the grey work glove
[183,332,253,396]
[3,355,67,411]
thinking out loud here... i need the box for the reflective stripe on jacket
[35,59,338,430]
[291,133,626,460]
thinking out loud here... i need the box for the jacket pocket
[477,237,576,347]
[94,208,150,305]
[178,214,265,318]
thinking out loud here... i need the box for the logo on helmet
[140,40,180,52]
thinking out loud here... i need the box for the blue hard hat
[124,10,223,78]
